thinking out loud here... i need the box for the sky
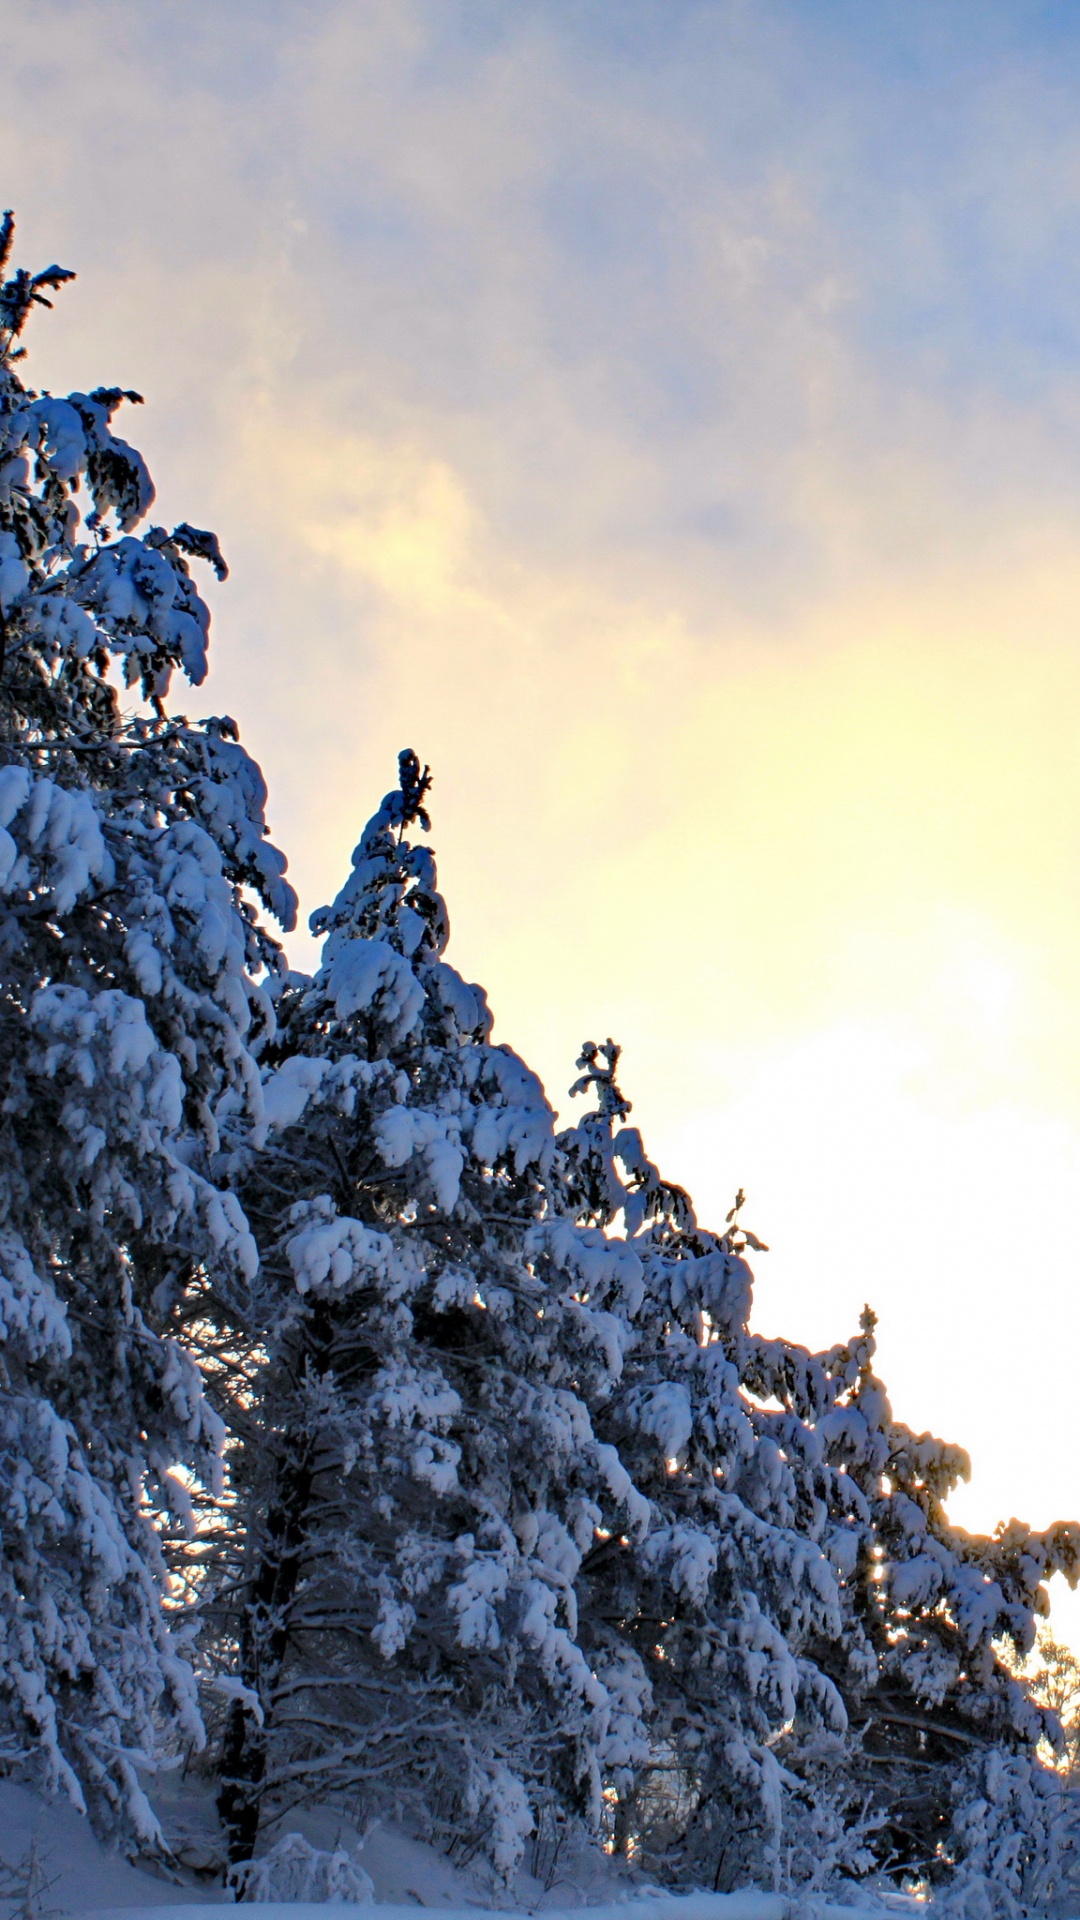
[6,0,1080,1634]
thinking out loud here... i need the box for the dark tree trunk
[216,1438,316,1863]
[217,1303,334,1866]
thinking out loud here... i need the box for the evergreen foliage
[214,754,654,1876]
[556,1044,1080,1898]
[2,213,1078,1914]
[213,761,1080,1902]
[0,215,294,1850]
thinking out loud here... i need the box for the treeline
[1,215,1078,1910]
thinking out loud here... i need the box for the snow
[261,1057,330,1130]
[0,1783,221,1914]
[285,1198,414,1299]
[76,1901,790,1920]
[373,1104,464,1212]
[0,1756,956,1920]
[325,938,425,1040]
[0,1782,804,1920]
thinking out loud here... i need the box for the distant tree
[0,214,295,1850]
[1021,1628,1080,1779]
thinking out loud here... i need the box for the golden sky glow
[7,0,1080,1634]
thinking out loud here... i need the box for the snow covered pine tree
[210,743,1080,1903]
[802,1311,1080,1907]
[214,751,662,1881]
[557,1043,1080,1904]
[0,216,295,1849]
[556,1043,870,1891]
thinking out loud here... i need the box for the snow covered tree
[555,1043,872,1890]
[207,742,1080,1899]
[556,1042,1080,1901]
[803,1311,1080,1901]
[0,215,295,1849]
[213,753,657,1880]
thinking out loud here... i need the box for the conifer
[557,1042,1080,1898]
[216,757,650,1878]
[0,215,294,1849]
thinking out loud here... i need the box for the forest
[1,215,1079,1915]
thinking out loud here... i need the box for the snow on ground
[0,1781,924,1920]
[0,1779,749,1917]
[0,1781,218,1913]
[78,1901,789,1920]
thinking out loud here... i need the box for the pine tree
[214,754,656,1881]
[804,1310,1080,1899]
[556,1043,869,1890]
[0,215,295,1849]
[557,1042,1080,1901]
[210,748,1080,1899]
